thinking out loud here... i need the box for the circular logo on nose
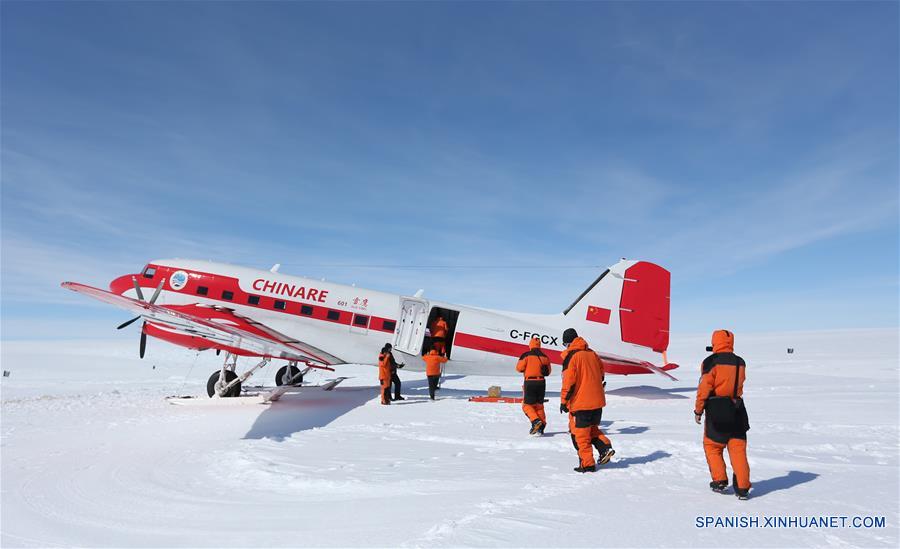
[170,270,189,291]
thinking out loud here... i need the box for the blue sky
[2,1,897,339]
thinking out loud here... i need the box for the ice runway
[2,329,898,547]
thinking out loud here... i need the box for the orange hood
[711,330,734,353]
[529,337,541,350]
[567,336,589,351]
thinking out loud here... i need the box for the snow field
[1,329,898,547]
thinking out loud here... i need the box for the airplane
[61,258,678,399]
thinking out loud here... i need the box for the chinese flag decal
[586,306,611,324]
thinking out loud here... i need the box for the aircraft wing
[596,351,679,381]
[61,282,341,367]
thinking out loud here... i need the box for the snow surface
[1,329,898,547]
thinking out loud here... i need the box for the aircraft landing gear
[276,362,304,386]
[207,370,241,397]
[206,352,270,398]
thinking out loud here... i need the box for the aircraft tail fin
[563,260,670,353]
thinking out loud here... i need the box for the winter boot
[538,422,546,435]
[709,480,728,494]
[529,419,544,436]
[393,395,405,401]
[597,446,615,465]
[574,463,597,473]
[592,439,615,465]
[733,473,749,500]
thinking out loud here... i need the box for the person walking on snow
[422,348,448,400]
[516,337,551,435]
[560,328,615,472]
[694,329,751,500]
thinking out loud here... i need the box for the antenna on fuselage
[270,263,281,273]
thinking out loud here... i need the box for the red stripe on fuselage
[452,332,664,375]
[118,265,397,333]
[453,332,563,363]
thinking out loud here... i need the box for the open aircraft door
[393,297,429,355]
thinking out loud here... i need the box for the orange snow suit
[430,317,449,355]
[378,352,393,405]
[560,337,611,467]
[516,337,550,425]
[423,349,448,377]
[695,330,751,491]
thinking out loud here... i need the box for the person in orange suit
[378,343,405,401]
[560,328,614,472]
[422,347,448,400]
[429,314,449,356]
[516,337,551,435]
[694,329,751,499]
[378,344,395,405]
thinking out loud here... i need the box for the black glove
[560,403,569,414]
[398,363,405,369]
[694,411,703,425]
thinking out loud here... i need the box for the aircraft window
[142,267,156,279]
[274,300,286,310]
[382,320,396,331]
[300,305,314,316]
[248,295,260,305]
[222,290,234,300]
[196,286,209,296]
[327,310,341,321]
[353,314,369,327]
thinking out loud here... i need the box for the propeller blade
[139,323,147,359]
[131,276,145,301]
[117,316,141,330]
[148,278,166,305]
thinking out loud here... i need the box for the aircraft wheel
[207,370,241,397]
[276,364,302,386]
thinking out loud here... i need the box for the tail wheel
[207,370,241,397]
[276,365,302,386]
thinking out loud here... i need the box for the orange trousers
[568,413,610,444]
[523,403,546,424]
[703,435,750,490]
[569,413,611,467]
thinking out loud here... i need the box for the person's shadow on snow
[750,471,819,498]
[604,450,672,469]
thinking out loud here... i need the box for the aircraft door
[393,297,429,355]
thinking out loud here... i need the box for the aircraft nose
[109,274,138,295]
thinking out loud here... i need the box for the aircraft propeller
[117,276,165,358]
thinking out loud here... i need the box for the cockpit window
[142,266,156,279]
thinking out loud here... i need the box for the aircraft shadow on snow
[243,386,375,441]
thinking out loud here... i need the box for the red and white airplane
[62,258,678,399]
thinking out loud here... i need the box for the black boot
[538,422,546,435]
[709,480,728,493]
[733,473,749,500]
[529,419,544,436]
[592,439,615,465]
[574,463,597,473]
[394,395,405,401]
